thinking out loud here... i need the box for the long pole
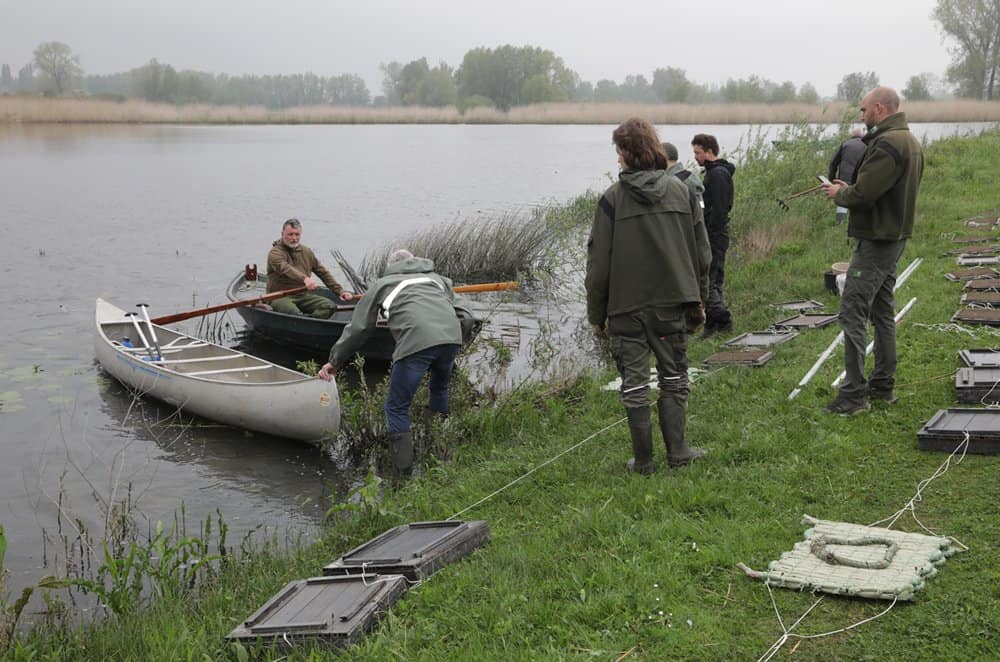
[787,256,921,400]
[124,312,157,361]
[830,296,917,388]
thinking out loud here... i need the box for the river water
[0,120,990,602]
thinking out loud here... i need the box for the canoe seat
[155,355,242,366]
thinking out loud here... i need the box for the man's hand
[339,291,355,302]
[685,303,706,334]
[822,180,846,199]
[317,362,336,381]
[304,275,320,290]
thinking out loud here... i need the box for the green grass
[6,128,1000,660]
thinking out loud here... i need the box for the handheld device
[816,175,832,185]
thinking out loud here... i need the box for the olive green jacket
[666,162,705,202]
[328,257,463,368]
[586,169,711,326]
[266,240,343,295]
[834,112,923,241]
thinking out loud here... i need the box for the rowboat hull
[95,299,339,444]
[226,273,396,360]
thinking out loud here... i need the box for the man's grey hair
[851,127,865,138]
[387,249,414,265]
[282,218,301,230]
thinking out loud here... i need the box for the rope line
[447,416,625,521]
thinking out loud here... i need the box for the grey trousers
[838,238,907,399]
[607,306,689,410]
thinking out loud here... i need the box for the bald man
[820,86,923,415]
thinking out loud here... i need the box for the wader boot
[624,407,655,475]
[388,431,414,478]
[657,399,706,468]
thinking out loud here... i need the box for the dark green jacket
[266,240,343,295]
[328,257,462,368]
[834,112,923,241]
[585,169,711,325]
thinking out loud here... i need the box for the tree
[902,74,933,100]
[32,41,83,95]
[379,61,403,105]
[769,81,798,104]
[797,82,819,104]
[593,79,620,102]
[456,45,578,110]
[0,64,12,92]
[933,0,1000,99]
[16,63,34,92]
[836,71,879,102]
[652,67,692,103]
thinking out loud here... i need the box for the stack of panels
[955,367,1000,404]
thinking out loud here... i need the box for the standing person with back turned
[587,117,711,474]
[691,133,736,338]
[821,86,923,415]
[317,249,464,477]
[828,127,867,225]
[266,218,353,318]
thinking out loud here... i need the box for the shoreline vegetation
[4,96,1000,125]
[3,127,999,659]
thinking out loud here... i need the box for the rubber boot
[388,431,414,477]
[657,399,706,468]
[624,407,655,475]
[421,406,448,429]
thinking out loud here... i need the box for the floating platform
[703,349,774,366]
[957,255,1000,266]
[723,329,798,348]
[774,313,838,329]
[959,349,1000,367]
[953,308,1000,325]
[945,267,999,282]
[962,291,1000,305]
[917,408,1000,454]
[952,235,993,244]
[956,367,1000,404]
[772,299,825,312]
[324,520,490,581]
[964,278,1000,291]
[226,574,408,650]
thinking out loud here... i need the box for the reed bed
[357,212,559,285]
[5,95,1000,125]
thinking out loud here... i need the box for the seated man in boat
[317,249,464,478]
[266,218,353,318]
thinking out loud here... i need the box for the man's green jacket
[586,169,711,326]
[328,257,463,368]
[834,112,923,241]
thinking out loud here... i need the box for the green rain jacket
[266,240,344,295]
[586,169,712,326]
[328,257,463,368]
[666,162,705,202]
[834,112,924,241]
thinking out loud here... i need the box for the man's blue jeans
[385,344,461,434]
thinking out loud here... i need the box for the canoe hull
[95,299,339,444]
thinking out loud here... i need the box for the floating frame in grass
[952,307,1000,325]
[958,348,1000,367]
[773,313,839,329]
[723,329,798,348]
[945,266,1000,281]
[771,299,825,312]
[917,408,1000,454]
[963,277,1000,290]
[704,349,774,366]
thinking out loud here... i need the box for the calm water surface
[0,121,990,600]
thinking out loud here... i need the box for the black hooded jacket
[701,158,736,232]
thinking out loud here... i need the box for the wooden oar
[150,285,307,325]
[150,281,519,326]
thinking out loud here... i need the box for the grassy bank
[4,95,1000,125]
[5,128,1000,660]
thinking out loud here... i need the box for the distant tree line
[4,14,1000,110]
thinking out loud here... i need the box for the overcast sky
[3,0,953,99]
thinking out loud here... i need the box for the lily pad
[0,390,26,413]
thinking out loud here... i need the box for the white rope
[756,431,971,658]
[447,416,625,521]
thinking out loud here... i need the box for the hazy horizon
[3,0,952,99]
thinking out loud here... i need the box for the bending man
[317,250,464,476]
